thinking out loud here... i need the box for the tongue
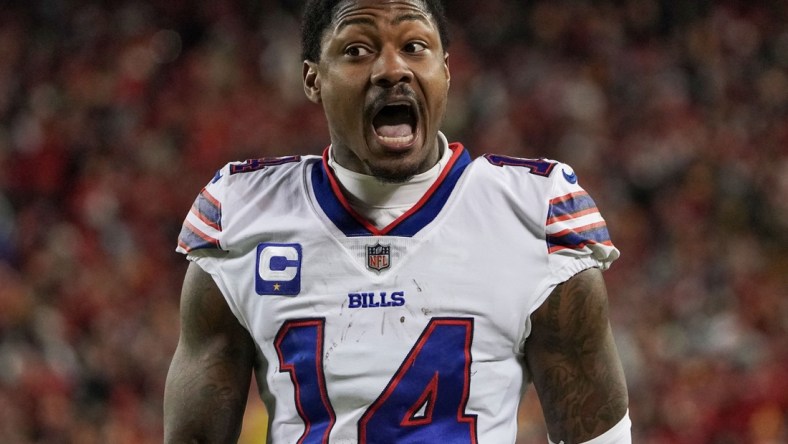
[376,124,413,138]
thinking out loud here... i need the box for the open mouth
[372,102,418,147]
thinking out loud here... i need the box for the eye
[403,41,427,54]
[345,44,373,57]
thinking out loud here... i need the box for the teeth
[378,133,415,145]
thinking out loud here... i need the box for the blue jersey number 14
[275,318,478,444]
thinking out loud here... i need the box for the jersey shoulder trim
[476,152,617,261]
[176,155,318,255]
[177,187,224,253]
[545,191,615,257]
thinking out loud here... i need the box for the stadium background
[0,0,786,442]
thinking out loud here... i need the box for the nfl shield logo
[367,243,391,271]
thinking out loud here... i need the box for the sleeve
[517,160,621,322]
[174,165,251,331]
[175,166,228,255]
[543,163,620,277]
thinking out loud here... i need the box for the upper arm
[525,268,628,443]
[164,261,256,443]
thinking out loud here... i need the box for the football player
[164,1,631,443]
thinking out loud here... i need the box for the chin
[366,160,422,183]
[360,132,437,182]
[368,168,417,184]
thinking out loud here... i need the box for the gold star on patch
[273,283,281,291]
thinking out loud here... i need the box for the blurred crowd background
[0,0,786,443]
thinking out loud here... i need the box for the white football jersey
[176,142,619,444]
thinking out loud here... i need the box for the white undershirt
[548,410,631,444]
[328,132,452,229]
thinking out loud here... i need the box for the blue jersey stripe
[193,188,222,231]
[387,151,470,236]
[547,224,612,252]
[311,163,372,237]
[177,222,221,252]
[546,192,597,223]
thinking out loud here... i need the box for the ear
[303,61,321,103]
[443,52,451,89]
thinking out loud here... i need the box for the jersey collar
[311,143,471,237]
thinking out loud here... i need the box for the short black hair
[301,0,450,62]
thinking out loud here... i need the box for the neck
[328,132,452,228]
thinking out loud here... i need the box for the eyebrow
[392,13,430,27]
[336,16,376,32]
[336,13,431,32]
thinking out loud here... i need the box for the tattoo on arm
[526,269,628,442]
[164,263,255,443]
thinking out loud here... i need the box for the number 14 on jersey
[275,317,478,443]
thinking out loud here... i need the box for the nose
[371,46,412,87]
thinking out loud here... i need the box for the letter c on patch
[256,243,302,296]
